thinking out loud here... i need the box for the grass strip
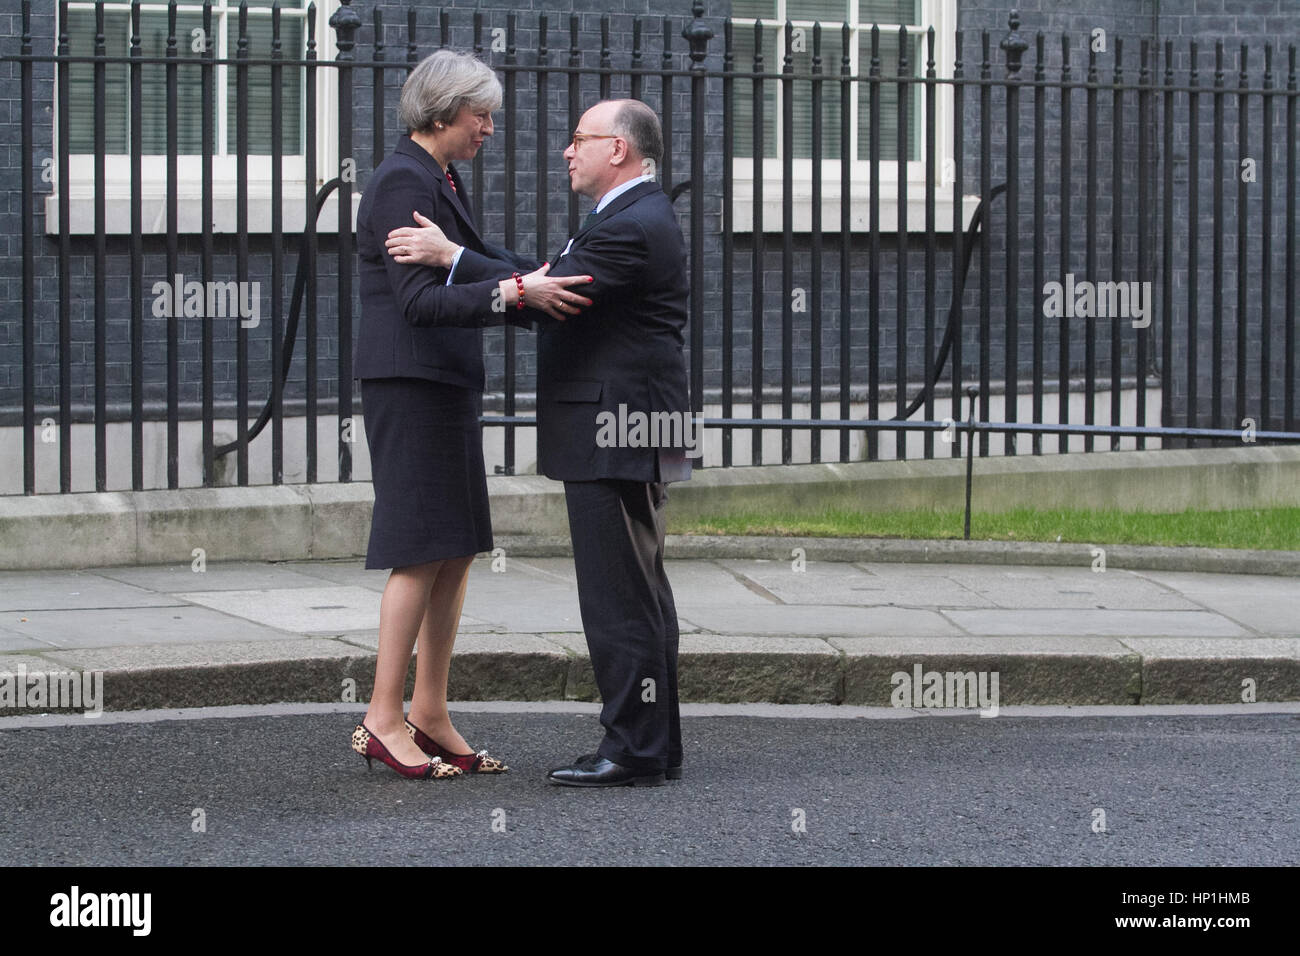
[670,507,1300,551]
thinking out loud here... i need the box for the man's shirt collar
[594,174,654,214]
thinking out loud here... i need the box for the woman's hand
[387,211,460,268]
[510,262,594,321]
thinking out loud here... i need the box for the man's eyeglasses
[570,133,620,149]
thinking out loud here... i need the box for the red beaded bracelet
[512,272,525,310]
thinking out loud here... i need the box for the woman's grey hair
[399,49,502,133]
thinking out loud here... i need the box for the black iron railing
[3,0,1298,495]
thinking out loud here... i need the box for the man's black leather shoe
[547,755,665,787]
[555,753,681,781]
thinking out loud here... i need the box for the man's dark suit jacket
[354,135,514,389]
[456,179,692,483]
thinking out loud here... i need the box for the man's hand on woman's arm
[387,211,461,268]
[368,168,505,328]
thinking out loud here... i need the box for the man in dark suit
[392,99,691,787]
[533,99,691,787]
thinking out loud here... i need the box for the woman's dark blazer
[354,134,512,390]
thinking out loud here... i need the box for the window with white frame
[51,0,346,234]
[729,0,973,233]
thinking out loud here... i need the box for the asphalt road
[1,707,1295,866]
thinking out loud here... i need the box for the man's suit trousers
[563,479,682,772]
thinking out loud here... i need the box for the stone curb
[1,635,1293,714]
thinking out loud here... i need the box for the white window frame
[47,0,355,235]
[730,0,977,233]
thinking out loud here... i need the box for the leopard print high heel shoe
[351,723,463,779]
[405,719,509,774]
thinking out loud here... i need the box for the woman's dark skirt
[361,377,493,570]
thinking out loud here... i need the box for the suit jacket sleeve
[451,245,546,329]
[452,245,542,282]
[518,217,649,324]
[369,164,504,328]
[483,241,544,274]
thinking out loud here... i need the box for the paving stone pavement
[0,551,1296,712]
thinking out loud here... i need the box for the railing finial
[329,0,361,54]
[682,1,713,64]
[1000,9,1028,74]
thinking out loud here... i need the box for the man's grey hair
[399,49,502,133]
[610,99,664,167]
